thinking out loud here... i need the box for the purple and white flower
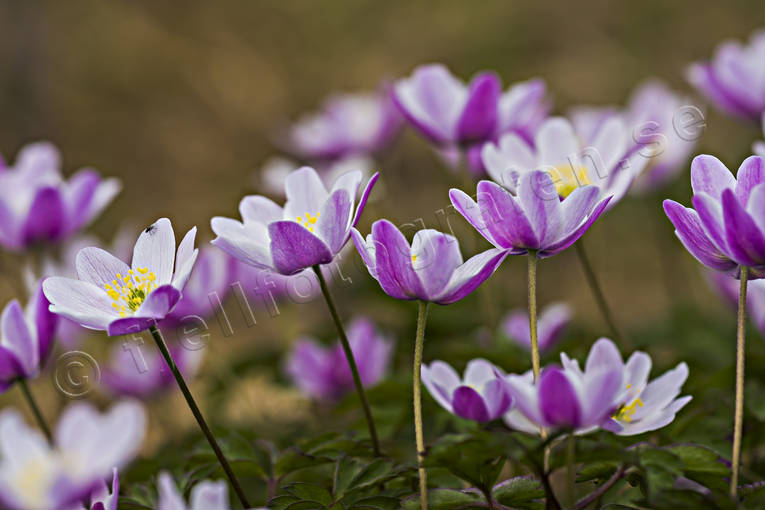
[707,269,765,338]
[285,90,401,161]
[0,285,57,391]
[0,142,120,251]
[286,317,393,401]
[502,302,571,353]
[450,171,611,258]
[570,80,701,193]
[688,30,765,121]
[422,358,512,422]
[0,401,145,510]
[43,218,199,336]
[393,64,548,175]
[156,471,255,510]
[481,116,644,207]
[351,220,508,304]
[101,341,203,399]
[663,155,765,278]
[503,338,691,436]
[259,155,374,198]
[69,469,119,510]
[212,167,377,275]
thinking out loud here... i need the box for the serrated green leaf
[334,457,365,498]
[286,483,333,506]
[351,459,395,488]
[492,476,544,508]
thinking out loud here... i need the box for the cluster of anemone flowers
[3,25,765,510]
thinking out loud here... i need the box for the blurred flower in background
[421,358,512,422]
[286,317,393,401]
[688,29,765,121]
[0,142,120,252]
[70,468,119,510]
[706,269,765,336]
[0,401,145,510]
[393,64,549,176]
[501,302,571,353]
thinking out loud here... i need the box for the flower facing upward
[481,116,644,207]
[351,220,508,304]
[0,401,145,510]
[422,358,512,422]
[286,317,393,401]
[503,338,691,436]
[663,155,765,277]
[0,285,57,391]
[0,142,121,251]
[43,218,198,336]
[450,171,611,258]
[502,302,571,353]
[211,167,378,275]
[285,90,401,161]
[688,30,765,121]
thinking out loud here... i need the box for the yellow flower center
[613,385,644,423]
[411,254,417,265]
[104,267,157,317]
[548,165,591,198]
[296,212,320,233]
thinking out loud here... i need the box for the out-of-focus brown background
[1,0,765,450]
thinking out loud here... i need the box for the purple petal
[483,378,514,419]
[518,171,561,245]
[315,189,352,254]
[0,197,21,250]
[268,221,333,275]
[411,230,462,298]
[477,180,537,249]
[449,188,497,246]
[135,285,181,319]
[542,196,610,256]
[722,188,765,266]
[452,386,491,422]
[581,368,624,426]
[435,247,508,304]
[62,169,101,233]
[286,339,336,400]
[0,301,36,378]
[132,218,176,286]
[687,63,755,119]
[43,277,116,331]
[584,338,623,373]
[735,156,765,207]
[283,167,329,220]
[107,317,156,336]
[456,72,500,142]
[28,284,56,363]
[75,247,131,288]
[351,172,379,228]
[539,367,581,428]
[690,155,736,200]
[23,187,66,244]
[663,200,736,271]
[370,219,425,300]
[422,361,461,413]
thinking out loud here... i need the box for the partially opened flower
[43,218,199,336]
[570,339,691,436]
[422,358,512,422]
[157,471,240,510]
[663,155,765,277]
[0,401,145,510]
[351,220,508,304]
[70,469,119,510]
[101,341,203,399]
[285,90,401,161]
[259,155,374,198]
[0,142,120,251]
[688,30,765,121]
[286,317,393,400]
[502,302,571,353]
[393,64,548,175]
[481,116,643,206]
[450,171,611,258]
[571,80,701,193]
[0,285,57,391]
[212,167,378,275]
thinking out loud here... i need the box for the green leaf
[285,483,333,507]
[347,495,401,510]
[667,444,728,476]
[401,489,487,510]
[334,457,365,498]
[492,476,544,508]
[351,459,395,488]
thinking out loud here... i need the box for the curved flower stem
[527,252,540,381]
[414,300,430,510]
[574,240,628,347]
[566,434,576,508]
[312,265,381,456]
[731,266,749,497]
[18,378,53,445]
[148,325,251,509]
[575,465,626,509]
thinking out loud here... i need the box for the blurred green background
[2,0,765,462]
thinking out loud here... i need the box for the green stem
[731,266,748,497]
[18,378,53,445]
[574,240,628,346]
[414,300,430,510]
[527,252,540,381]
[567,434,576,508]
[312,265,381,456]
[148,326,251,509]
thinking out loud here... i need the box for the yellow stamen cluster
[549,165,592,198]
[296,212,320,232]
[613,385,644,423]
[104,267,157,317]
[411,254,417,265]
